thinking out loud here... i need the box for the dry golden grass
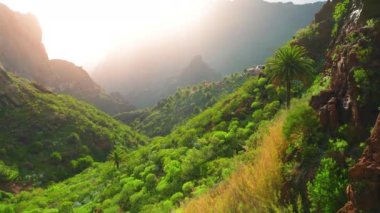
[182,115,287,213]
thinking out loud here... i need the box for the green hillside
[116,71,252,137]
[1,0,380,212]
[0,68,148,189]
[1,69,284,212]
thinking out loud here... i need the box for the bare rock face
[339,114,380,212]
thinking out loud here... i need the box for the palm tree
[266,45,314,108]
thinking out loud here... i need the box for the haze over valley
[1,0,380,212]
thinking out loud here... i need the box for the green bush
[70,155,94,172]
[170,192,184,204]
[328,138,348,154]
[59,201,74,213]
[283,105,321,143]
[0,161,19,182]
[67,133,81,144]
[0,204,15,213]
[182,181,194,194]
[50,152,62,163]
[332,0,350,37]
[307,158,347,213]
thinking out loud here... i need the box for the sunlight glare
[0,0,213,69]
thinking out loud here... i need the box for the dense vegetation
[1,0,380,212]
[181,74,330,212]
[0,71,148,187]
[116,71,252,137]
[182,1,380,212]
[1,71,285,212]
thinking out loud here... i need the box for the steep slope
[0,3,133,114]
[0,4,52,85]
[179,0,380,212]
[116,71,252,137]
[50,59,134,114]
[0,67,147,191]
[93,0,323,107]
[1,73,284,212]
[307,0,380,211]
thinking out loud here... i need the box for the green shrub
[50,152,62,163]
[145,173,157,189]
[67,133,81,144]
[70,156,94,172]
[356,47,373,63]
[328,138,348,154]
[366,18,378,28]
[307,158,347,213]
[59,201,74,213]
[170,192,184,204]
[283,105,321,143]
[294,23,319,42]
[182,181,194,194]
[332,0,350,37]
[0,204,15,213]
[250,101,261,109]
[0,161,19,181]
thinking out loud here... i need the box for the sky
[0,0,325,70]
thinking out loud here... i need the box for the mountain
[116,71,251,137]
[0,66,148,191]
[49,59,133,114]
[177,55,221,86]
[0,3,133,114]
[0,4,52,85]
[92,0,324,107]
[2,0,380,212]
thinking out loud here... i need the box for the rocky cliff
[309,0,380,212]
[0,3,133,114]
[0,4,53,85]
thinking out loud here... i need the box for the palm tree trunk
[286,80,291,109]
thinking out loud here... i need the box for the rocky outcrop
[339,114,380,212]
[310,0,380,140]
[308,0,380,212]
[0,3,134,114]
[291,0,338,62]
[0,4,53,85]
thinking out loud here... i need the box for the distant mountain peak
[178,55,221,86]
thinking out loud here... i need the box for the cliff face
[309,0,380,211]
[0,4,53,85]
[311,0,380,138]
[339,114,380,212]
[0,3,134,114]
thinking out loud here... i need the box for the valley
[1,0,380,212]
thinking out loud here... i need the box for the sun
[0,0,214,69]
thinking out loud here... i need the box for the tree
[266,45,314,108]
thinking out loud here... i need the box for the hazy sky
[265,0,324,3]
[0,0,325,70]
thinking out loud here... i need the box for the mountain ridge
[0,3,134,114]
[92,0,324,107]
